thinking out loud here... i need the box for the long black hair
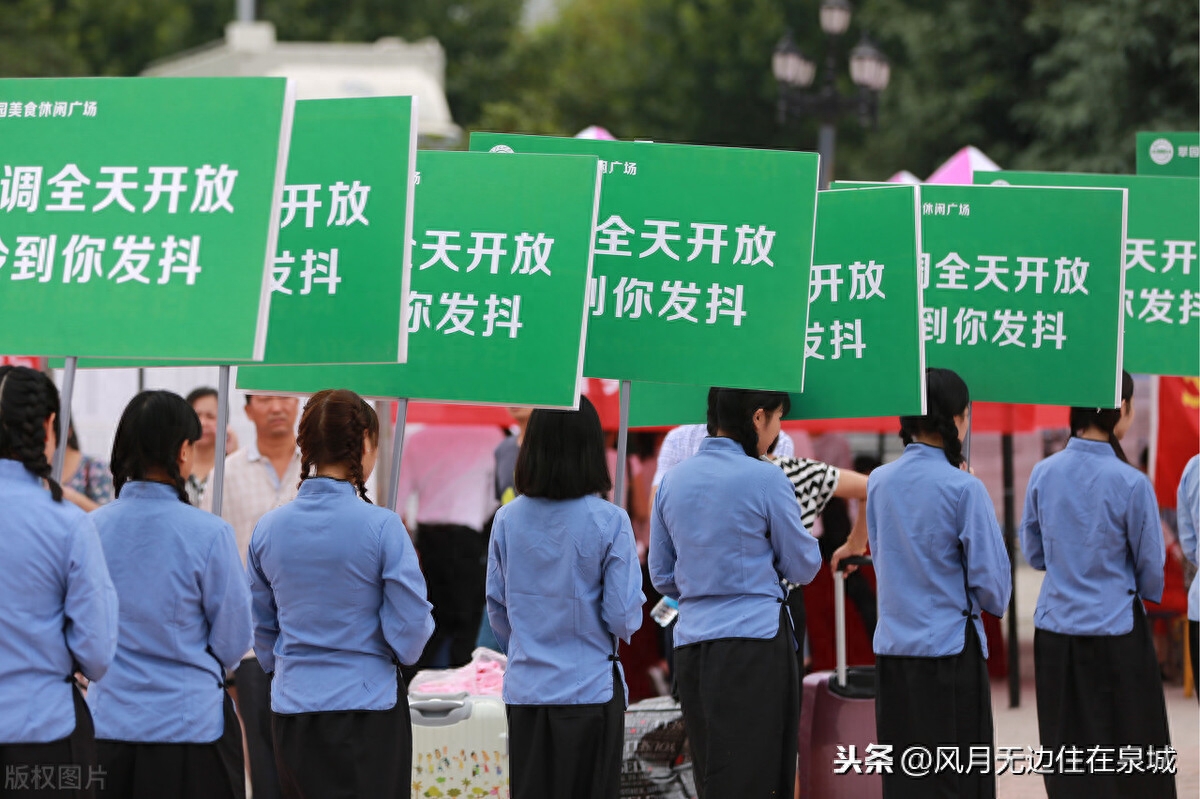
[899,368,970,467]
[111,390,202,503]
[712,388,791,458]
[0,366,64,501]
[516,396,612,500]
[1069,370,1135,463]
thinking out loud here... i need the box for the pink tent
[575,125,616,140]
[925,145,1000,184]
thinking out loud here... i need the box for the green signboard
[470,133,818,392]
[1136,132,1200,178]
[622,185,926,427]
[836,181,1127,406]
[237,149,599,407]
[978,171,1199,377]
[0,77,294,360]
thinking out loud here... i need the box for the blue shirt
[867,444,1011,658]
[1179,455,1200,622]
[248,478,434,714]
[649,437,821,647]
[486,495,644,705]
[1021,437,1165,635]
[0,460,118,744]
[86,481,251,743]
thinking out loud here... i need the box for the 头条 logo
[1149,138,1175,166]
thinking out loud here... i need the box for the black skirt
[0,684,98,799]
[506,665,625,799]
[95,691,244,799]
[1034,599,1177,798]
[673,607,798,799]
[270,679,411,799]
[875,620,995,799]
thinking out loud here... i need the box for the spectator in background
[201,393,301,799]
[396,424,503,675]
[60,421,115,511]
[1179,454,1199,698]
[88,391,250,799]
[0,366,118,796]
[184,387,239,506]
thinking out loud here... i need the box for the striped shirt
[773,457,840,531]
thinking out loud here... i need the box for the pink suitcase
[797,556,882,798]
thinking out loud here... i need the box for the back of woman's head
[515,396,611,500]
[899,368,970,467]
[1069,370,1134,463]
[0,366,63,501]
[713,388,790,459]
[111,390,202,503]
[297,389,379,503]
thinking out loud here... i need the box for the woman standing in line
[861,367,1010,799]
[0,366,118,799]
[650,388,821,798]
[1021,371,1176,798]
[248,389,433,799]
[87,390,251,798]
[487,397,644,799]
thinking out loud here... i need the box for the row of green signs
[2,78,1196,422]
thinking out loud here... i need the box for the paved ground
[994,565,1198,799]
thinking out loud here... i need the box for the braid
[165,458,190,504]
[936,412,964,467]
[296,390,377,503]
[900,368,969,467]
[0,366,64,502]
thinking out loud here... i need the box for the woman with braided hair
[0,366,118,797]
[247,389,433,799]
[86,390,251,799]
[1021,371,1176,798]
[864,367,1010,799]
[650,388,821,798]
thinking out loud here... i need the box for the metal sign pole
[210,365,231,516]
[51,356,77,482]
[613,380,631,505]
[387,398,409,512]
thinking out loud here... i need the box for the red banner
[0,356,46,370]
[1154,376,1200,509]
[781,403,1068,436]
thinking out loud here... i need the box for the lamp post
[773,0,890,188]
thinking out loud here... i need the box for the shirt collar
[246,439,300,464]
[699,436,746,454]
[0,458,42,486]
[118,480,182,500]
[1066,437,1116,456]
[298,476,359,497]
[904,442,951,460]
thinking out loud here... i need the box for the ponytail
[1069,370,1134,463]
[0,366,64,501]
[899,368,969,468]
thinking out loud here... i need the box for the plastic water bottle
[650,596,679,627]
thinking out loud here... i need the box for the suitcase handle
[408,696,475,726]
[834,555,872,688]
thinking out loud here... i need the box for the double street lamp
[773,0,891,188]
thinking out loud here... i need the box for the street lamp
[773,1,890,188]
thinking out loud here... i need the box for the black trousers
[0,685,97,799]
[1191,620,1198,699]
[414,523,487,671]
[673,608,798,799]
[1034,600,1176,798]
[271,681,411,799]
[96,693,244,799]
[875,621,995,799]
[506,666,625,799]
[235,658,279,799]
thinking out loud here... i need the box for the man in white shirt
[396,424,503,674]
[202,393,300,799]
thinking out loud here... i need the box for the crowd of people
[0,362,1192,799]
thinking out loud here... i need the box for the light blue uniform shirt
[486,495,644,705]
[650,437,821,647]
[248,478,434,714]
[85,481,250,743]
[868,444,1011,658]
[1021,437,1165,636]
[0,460,118,744]
[1179,455,1200,622]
